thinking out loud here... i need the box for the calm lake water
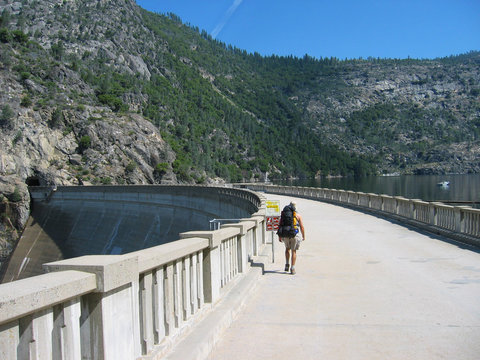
[276,174,480,206]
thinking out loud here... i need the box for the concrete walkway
[205,194,480,360]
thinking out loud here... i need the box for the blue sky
[135,0,480,60]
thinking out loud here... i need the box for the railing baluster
[153,267,165,343]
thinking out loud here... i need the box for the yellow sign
[266,200,280,216]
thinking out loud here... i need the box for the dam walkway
[173,194,480,360]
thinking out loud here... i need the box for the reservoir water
[277,174,480,206]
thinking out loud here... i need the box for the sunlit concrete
[189,194,480,360]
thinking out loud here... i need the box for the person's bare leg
[290,249,297,274]
[285,248,290,271]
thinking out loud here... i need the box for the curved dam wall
[3,185,260,282]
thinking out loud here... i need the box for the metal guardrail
[209,218,244,230]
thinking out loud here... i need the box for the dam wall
[2,185,260,282]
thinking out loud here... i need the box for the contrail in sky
[211,0,243,39]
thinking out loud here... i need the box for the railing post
[454,207,461,233]
[152,267,166,342]
[0,322,19,359]
[173,261,182,328]
[251,212,266,245]
[454,206,469,233]
[410,200,417,220]
[429,202,438,226]
[164,263,175,335]
[52,299,82,360]
[394,196,405,215]
[182,256,192,321]
[44,255,141,360]
[203,243,221,303]
[357,192,365,206]
[180,228,240,304]
[222,221,255,272]
[18,309,54,359]
[139,271,154,354]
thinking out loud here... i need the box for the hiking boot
[290,267,296,275]
[284,264,290,272]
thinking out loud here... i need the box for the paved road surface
[206,194,480,360]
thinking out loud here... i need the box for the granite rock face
[0,176,29,270]
[0,104,177,263]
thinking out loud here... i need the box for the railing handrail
[0,270,97,324]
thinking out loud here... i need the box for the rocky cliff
[0,0,180,267]
[299,58,480,175]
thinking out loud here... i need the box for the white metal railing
[244,184,480,244]
[0,187,267,360]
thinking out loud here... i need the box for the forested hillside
[1,0,479,188]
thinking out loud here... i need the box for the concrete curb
[163,246,269,360]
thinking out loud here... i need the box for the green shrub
[49,108,64,128]
[0,104,14,128]
[20,71,30,81]
[0,28,12,43]
[79,135,91,153]
[101,177,112,185]
[194,174,206,184]
[12,30,28,43]
[12,130,22,145]
[50,40,64,60]
[126,161,136,172]
[20,95,32,107]
[9,187,22,202]
[154,162,169,176]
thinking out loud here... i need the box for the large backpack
[276,205,297,238]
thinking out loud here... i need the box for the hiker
[277,201,305,275]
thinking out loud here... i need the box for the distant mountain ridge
[0,0,479,264]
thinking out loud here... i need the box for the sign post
[265,200,281,263]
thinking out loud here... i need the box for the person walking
[277,201,305,275]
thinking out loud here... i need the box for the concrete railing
[244,184,480,247]
[0,186,266,360]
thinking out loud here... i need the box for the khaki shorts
[282,233,302,250]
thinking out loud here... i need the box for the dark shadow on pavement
[250,260,290,276]
[250,260,265,274]
[263,270,290,275]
